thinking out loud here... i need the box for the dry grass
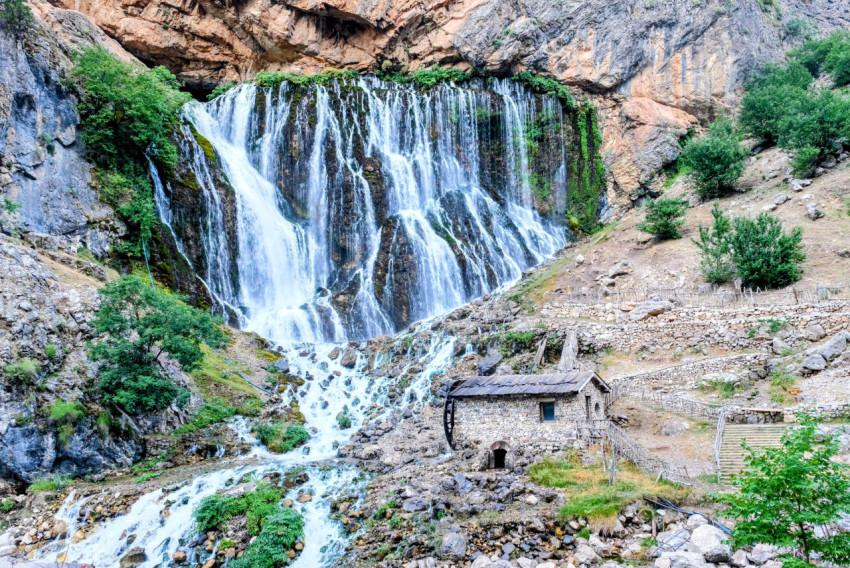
[528,455,690,529]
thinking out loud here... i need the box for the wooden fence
[570,419,691,485]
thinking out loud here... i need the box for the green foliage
[0,0,34,38]
[792,31,850,86]
[337,409,352,429]
[680,118,747,199]
[28,475,71,493]
[783,17,816,42]
[254,68,360,88]
[88,275,227,414]
[739,63,813,146]
[576,528,591,539]
[512,72,575,108]
[252,422,309,453]
[207,83,237,100]
[728,213,805,290]
[716,414,850,564]
[693,202,734,284]
[176,398,235,434]
[194,481,303,567]
[69,47,191,254]
[135,471,163,484]
[1,499,15,513]
[378,67,470,89]
[49,400,86,424]
[791,146,821,178]
[4,358,39,385]
[45,343,57,359]
[566,104,605,234]
[229,509,304,568]
[637,196,688,240]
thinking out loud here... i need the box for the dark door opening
[585,395,592,419]
[493,448,507,469]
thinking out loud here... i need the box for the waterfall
[161,76,576,345]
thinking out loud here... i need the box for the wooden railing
[569,420,691,485]
[714,408,727,476]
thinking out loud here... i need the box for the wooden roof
[449,372,610,397]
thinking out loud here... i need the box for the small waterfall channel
[35,75,603,567]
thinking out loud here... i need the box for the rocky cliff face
[47,0,850,197]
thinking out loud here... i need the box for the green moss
[253,68,360,88]
[377,67,471,88]
[189,123,216,164]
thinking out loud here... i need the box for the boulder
[269,358,289,373]
[573,543,601,565]
[402,497,427,512]
[748,544,778,565]
[773,193,789,205]
[686,515,709,529]
[477,352,503,376]
[340,348,357,368]
[608,261,633,278]
[661,422,688,436]
[804,323,826,342]
[818,333,847,361]
[629,300,674,321]
[439,530,467,558]
[731,549,750,568]
[801,354,827,373]
[805,203,823,220]
[119,547,148,568]
[471,556,493,568]
[687,524,731,563]
[771,337,790,355]
[655,551,709,568]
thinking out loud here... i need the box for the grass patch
[190,344,263,410]
[135,471,164,484]
[252,422,309,454]
[5,358,39,385]
[176,398,235,434]
[767,368,796,404]
[528,456,689,528]
[700,378,742,399]
[28,475,71,493]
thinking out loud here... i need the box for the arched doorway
[491,441,510,469]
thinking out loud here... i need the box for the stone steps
[719,424,788,483]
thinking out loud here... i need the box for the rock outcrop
[49,0,850,197]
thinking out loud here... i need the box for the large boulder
[748,543,778,565]
[804,323,826,342]
[629,300,674,321]
[574,543,602,565]
[655,551,708,568]
[818,333,847,361]
[687,524,731,563]
[477,351,502,376]
[439,529,467,558]
[801,354,827,373]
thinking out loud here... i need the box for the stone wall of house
[451,388,607,451]
[535,301,850,355]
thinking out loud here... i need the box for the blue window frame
[541,401,555,422]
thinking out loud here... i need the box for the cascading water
[163,76,581,344]
[35,76,601,568]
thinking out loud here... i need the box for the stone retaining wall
[610,353,769,393]
[537,301,850,355]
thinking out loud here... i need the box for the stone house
[444,372,611,469]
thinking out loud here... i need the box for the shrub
[177,398,235,434]
[637,196,688,240]
[45,343,57,359]
[207,83,237,100]
[229,508,304,568]
[693,202,734,284]
[253,69,359,88]
[0,0,34,38]
[378,67,471,89]
[791,146,821,178]
[50,400,86,448]
[88,275,227,414]
[739,63,812,146]
[253,422,309,453]
[193,482,290,541]
[792,31,850,85]
[680,118,747,198]
[512,72,575,107]
[193,494,237,532]
[5,358,39,385]
[729,213,805,289]
[337,410,352,429]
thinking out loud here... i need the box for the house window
[540,401,555,422]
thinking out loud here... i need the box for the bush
[693,202,734,284]
[791,146,821,178]
[0,0,33,38]
[792,31,850,85]
[229,508,304,568]
[49,400,87,448]
[88,275,227,414]
[729,213,805,289]
[637,196,688,240]
[5,358,39,385]
[337,410,352,429]
[680,118,747,198]
[253,422,309,454]
[739,63,813,146]
[193,482,293,546]
[377,67,471,89]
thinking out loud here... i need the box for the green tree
[637,196,689,240]
[739,63,813,146]
[0,0,34,38]
[89,275,227,414]
[728,213,805,289]
[68,47,191,255]
[680,118,748,199]
[693,202,734,284]
[716,414,850,566]
[777,88,850,159]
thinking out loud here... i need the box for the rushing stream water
[35,76,590,566]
